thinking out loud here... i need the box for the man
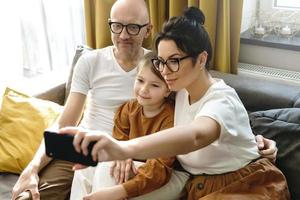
[12,0,151,199]
[12,0,277,199]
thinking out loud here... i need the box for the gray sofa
[1,70,299,199]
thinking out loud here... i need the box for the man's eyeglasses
[151,56,191,72]
[108,21,149,36]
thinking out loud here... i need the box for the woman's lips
[165,78,176,85]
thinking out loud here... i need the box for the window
[274,0,300,9]
[239,0,300,82]
[0,0,85,91]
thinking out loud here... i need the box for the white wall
[239,0,300,72]
[239,44,300,72]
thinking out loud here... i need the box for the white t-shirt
[176,79,259,175]
[71,46,148,134]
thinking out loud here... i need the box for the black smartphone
[44,130,98,166]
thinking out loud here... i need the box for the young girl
[67,7,290,200]
[71,52,187,200]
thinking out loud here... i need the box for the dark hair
[154,7,212,69]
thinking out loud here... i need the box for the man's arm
[58,92,87,127]
[12,92,86,200]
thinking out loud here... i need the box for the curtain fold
[145,0,167,49]
[84,0,115,48]
[200,0,243,73]
[84,0,243,73]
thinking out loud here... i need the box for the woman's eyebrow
[158,53,181,60]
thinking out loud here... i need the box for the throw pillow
[0,87,62,174]
[249,108,300,200]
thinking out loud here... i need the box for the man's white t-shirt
[176,79,260,175]
[71,46,147,134]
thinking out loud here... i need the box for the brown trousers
[182,158,290,200]
[16,159,74,200]
[16,158,290,200]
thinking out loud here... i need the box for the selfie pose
[63,7,290,200]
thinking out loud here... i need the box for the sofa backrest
[65,45,300,112]
[211,70,300,112]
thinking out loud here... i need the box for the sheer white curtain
[0,0,85,88]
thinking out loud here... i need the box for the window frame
[273,0,300,10]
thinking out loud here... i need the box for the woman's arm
[125,116,220,159]
[61,116,220,162]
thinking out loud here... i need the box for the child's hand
[83,185,127,200]
[72,163,87,171]
[110,159,137,184]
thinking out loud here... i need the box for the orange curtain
[200,0,243,73]
[84,0,115,48]
[84,0,243,73]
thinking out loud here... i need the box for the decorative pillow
[0,87,62,174]
[249,108,300,200]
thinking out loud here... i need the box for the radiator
[238,62,300,85]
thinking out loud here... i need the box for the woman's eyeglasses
[151,56,191,72]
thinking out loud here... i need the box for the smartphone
[44,130,98,166]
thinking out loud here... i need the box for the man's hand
[110,159,137,184]
[255,134,278,163]
[11,166,40,200]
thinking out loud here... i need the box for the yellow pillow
[0,87,62,173]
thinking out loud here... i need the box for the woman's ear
[197,51,208,69]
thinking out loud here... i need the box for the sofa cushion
[65,45,92,103]
[0,87,62,174]
[249,108,300,199]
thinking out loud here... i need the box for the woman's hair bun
[183,7,205,25]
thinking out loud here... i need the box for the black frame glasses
[151,55,191,72]
[108,20,149,36]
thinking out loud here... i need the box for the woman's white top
[176,79,260,175]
